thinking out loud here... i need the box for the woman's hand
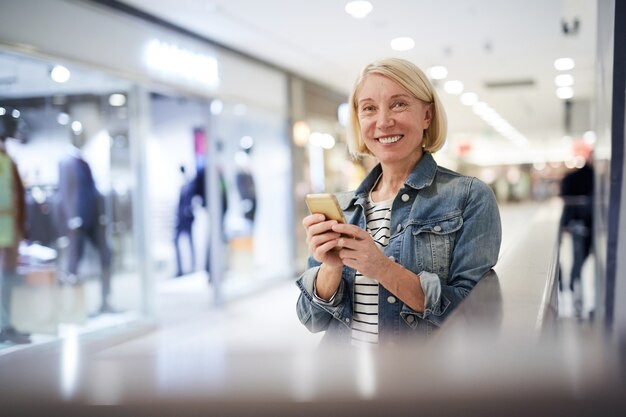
[331,223,391,279]
[302,214,343,269]
[332,223,425,311]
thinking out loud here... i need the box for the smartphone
[305,193,346,223]
[305,193,346,251]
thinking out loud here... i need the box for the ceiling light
[210,99,223,115]
[0,107,5,116]
[293,121,310,147]
[460,92,478,106]
[554,57,575,71]
[310,132,336,149]
[50,65,71,83]
[71,120,83,134]
[556,86,574,99]
[555,74,574,87]
[240,135,254,150]
[345,1,373,19]
[427,66,448,80]
[390,37,415,51]
[57,112,70,126]
[11,109,20,118]
[108,93,126,107]
[444,80,464,95]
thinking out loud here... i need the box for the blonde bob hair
[346,57,447,158]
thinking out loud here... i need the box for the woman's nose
[376,109,394,129]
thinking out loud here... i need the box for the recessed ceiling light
[556,86,574,99]
[71,120,83,134]
[108,93,126,107]
[444,80,464,95]
[50,65,70,83]
[460,92,478,106]
[210,99,223,115]
[555,74,574,87]
[554,57,575,71]
[240,136,254,150]
[57,112,70,126]
[345,1,373,19]
[427,66,448,80]
[390,37,415,51]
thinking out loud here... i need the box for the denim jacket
[296,153,502,346]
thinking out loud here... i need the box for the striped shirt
[351,195,393,346]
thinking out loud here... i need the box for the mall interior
[0,0,625,415]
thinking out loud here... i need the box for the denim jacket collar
[346,152,437,209]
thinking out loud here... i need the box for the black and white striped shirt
[351,196,393,346]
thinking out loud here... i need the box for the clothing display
[0,139,28,342]
[58,152,113,312]
[25,186,60,246]
[174,180,196,276]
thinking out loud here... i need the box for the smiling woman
[296,57,502,347]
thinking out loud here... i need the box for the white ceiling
[117,0,598,147]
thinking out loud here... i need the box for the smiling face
[356,73,432,168]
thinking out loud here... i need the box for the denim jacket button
[396,224,402,232]
[333,312,340,318]
[407,315,415,323]
[433,225,442,232]
[387,296,396,304]
[401,193,410,202]
[388,255,395,262]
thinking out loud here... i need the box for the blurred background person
[0,110,29,344]
[559,154,594,319]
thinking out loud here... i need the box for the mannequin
[58,135,113,314]
[174,166,196,277]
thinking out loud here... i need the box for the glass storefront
[0,50,140,347]
[145,92,293,291]
[0,0,306,350]
[0,43,295,350]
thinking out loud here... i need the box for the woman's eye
[392,101,408,109]
[360,105,375,113]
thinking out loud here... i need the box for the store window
[146,91,293,294]
[0,50,139,349]
[212,99,293,287]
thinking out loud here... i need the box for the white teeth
[378,135,402,144]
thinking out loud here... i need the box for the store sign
[145,39,219,88]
